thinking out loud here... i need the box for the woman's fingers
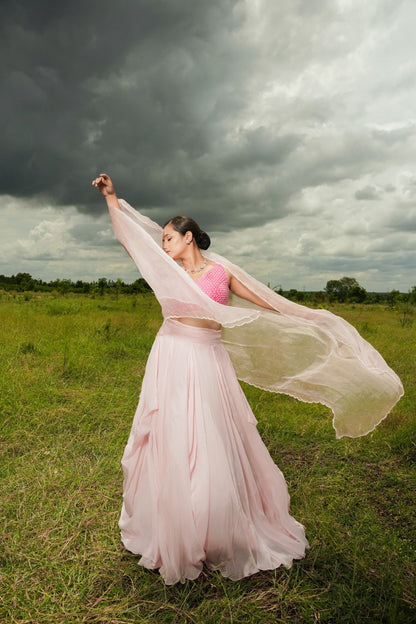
[92,175,106,187]
[92,173,111,186]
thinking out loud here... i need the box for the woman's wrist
[105,192,121,210]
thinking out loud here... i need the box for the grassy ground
[0,292,415,623]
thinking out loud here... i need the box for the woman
[92,173,403,585]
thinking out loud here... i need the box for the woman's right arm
[92,173,121,211]
[229,273,277,311]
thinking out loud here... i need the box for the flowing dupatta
[109,199,403,439]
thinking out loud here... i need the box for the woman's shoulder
[213,263,231,288]
[208,262,230,281]
[215,262,231,282]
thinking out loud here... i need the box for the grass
[0,292,415,623]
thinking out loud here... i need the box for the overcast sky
[1,0,415,291]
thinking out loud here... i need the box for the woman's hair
[164,216,211,250]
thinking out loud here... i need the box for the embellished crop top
[195,263,229,305]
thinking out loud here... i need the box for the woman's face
[162,224,188,260]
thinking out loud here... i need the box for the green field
[1,292,415,623]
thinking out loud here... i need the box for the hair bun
[164,215,211,250]
[196,231,211,250]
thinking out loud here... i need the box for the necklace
[183,259,208,274]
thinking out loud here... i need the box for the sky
[1,0,415,292]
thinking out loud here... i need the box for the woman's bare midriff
[176,317,222,330]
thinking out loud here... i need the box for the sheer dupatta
[109,199,403,439]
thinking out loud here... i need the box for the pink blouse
[196,263,229,305]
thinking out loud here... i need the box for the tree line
[1,272,415,305]
[0,273,151,295]
[273,276,416,305]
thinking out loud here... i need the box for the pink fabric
[119,319,308,584]
[108,200,404,438]
[196,263,229,305]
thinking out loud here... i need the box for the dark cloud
[355,186,382,201]
[384,212,416,233]
[0,0,243,214]
[221,128,300,170]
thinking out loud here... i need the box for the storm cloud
[1,0,415,290]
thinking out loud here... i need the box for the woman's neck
[181,248,207,273]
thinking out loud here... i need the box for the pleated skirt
[119,318,308,584]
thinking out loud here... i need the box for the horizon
[1,270,413,295]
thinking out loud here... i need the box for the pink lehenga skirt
[118,318,308,584]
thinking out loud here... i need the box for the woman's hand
[92,173,116,196]
[92,173,121,210]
